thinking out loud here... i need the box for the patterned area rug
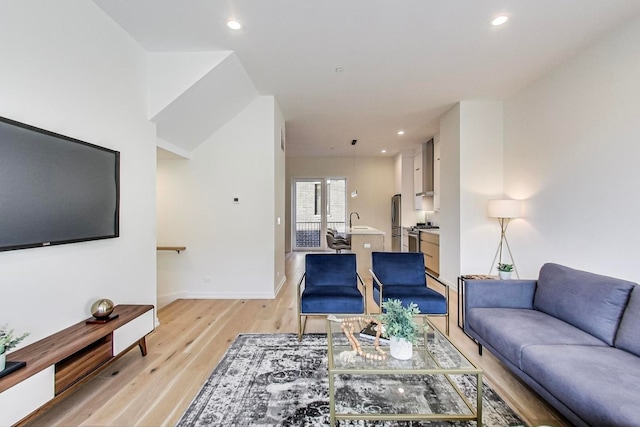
[177,334,524,426]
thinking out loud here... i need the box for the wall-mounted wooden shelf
[156,246,186,253]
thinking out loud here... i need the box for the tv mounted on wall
[0,116,120,252]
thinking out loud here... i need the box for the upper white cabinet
[414,139,435,210]
[413,147,423,210]
[413,147,423,195]
[433,138,440,211]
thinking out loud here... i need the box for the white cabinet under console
[113,309,154,355]
[0,366,54,426]
[0,305,154,426]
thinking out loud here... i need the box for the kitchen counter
[344,226,384,278]
[345,226,385,235]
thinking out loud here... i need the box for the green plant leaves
[380,299,420,344]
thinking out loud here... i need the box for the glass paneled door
[293,178,347,250]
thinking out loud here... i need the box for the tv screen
[0,116,120,252]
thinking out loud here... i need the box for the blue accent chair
[370,252,449,335]
[297,253,366,340]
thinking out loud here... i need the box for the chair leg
[298,315,307,341]
[445,313,450,336]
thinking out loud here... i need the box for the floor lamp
[487,199,523,278]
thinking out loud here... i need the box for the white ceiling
[95,0,640,157]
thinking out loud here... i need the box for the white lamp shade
[487,199,522,218]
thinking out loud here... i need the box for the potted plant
[0,325,29,371]
[497,263,514,280]
[381,299,420,360]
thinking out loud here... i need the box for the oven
[407,229,420,253]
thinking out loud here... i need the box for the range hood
[415,138,434,196]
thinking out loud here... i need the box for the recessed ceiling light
[381,149,387,154]
[491,15,509,26]
[227,20,242,30]
[397,130,405,135]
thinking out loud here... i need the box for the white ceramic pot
[499,271,512,280]
[0,352,6,372]
[390,336,413,360]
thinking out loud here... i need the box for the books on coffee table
[359,321,389,344]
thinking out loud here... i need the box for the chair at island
[326,228,351,253]
[297,253,366,340]
[370,251,449,335]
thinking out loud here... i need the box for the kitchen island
[345,226,385,278]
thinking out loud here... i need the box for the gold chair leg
[445,313,450,336]
[298,315,307,341]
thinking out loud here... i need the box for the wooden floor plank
[21,252,571,427]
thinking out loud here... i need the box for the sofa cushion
[534,263,635,345]
[615,285,640,356]
[466,307,607,369]
[521,345,640,426]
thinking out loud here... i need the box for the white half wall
[459,101,504,276]
[156,96,285,306]
[438,101,504,286]
[439,105,462,285]
[504,14,640,282]
[0,2,156,345]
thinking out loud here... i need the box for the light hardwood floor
[23,252,571,427]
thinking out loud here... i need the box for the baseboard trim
[182,290,277,300]
[274,275,286,297]
[157,291,189,309]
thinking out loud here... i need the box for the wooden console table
[0,304,154,426]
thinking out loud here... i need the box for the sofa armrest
[465,279,537,310]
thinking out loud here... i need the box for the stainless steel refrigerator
[391,194,401,251]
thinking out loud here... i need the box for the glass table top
[327,317,480,374]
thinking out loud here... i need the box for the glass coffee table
[327,317,483,426]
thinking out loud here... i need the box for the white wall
[503,14,640,282]
[439,105,462,285]
[156,96,285,306]
[438,101,504,285]
[459,101,504,275]
[273,102,287,292]
[286,157,395,251]
[0,2,156,345]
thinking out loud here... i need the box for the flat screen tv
[0,116,120,252]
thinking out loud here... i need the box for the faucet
[349,212,360,229]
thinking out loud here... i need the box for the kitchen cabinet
[401,228,408,252]
[413,148,423,210]
[420,231,440,276]
[346,227,385,278]
[433,138,440,211]
[414,139,435,210]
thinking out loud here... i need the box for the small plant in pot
[381,299,420,360]
[0,325,30,371]
[497,263,514,280]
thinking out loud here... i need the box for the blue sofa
[464,263,640,427]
